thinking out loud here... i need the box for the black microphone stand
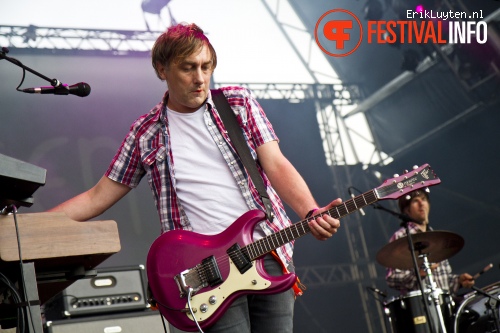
[373,203,438,333]
[1,46,66,90]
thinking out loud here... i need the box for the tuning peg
[425,187,430,193]
[413,165,418,170]
[404,170,409,174]
[393,174,399,177]
[405,195,411,200]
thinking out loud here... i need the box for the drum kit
[375,231,500,333]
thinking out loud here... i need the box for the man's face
[158,45,213,113]
[404,194,430,225]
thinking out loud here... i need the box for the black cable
[0,272,25,333]
[158,311,169,333]
[0,48,27,92]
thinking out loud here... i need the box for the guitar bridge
[174,255,223,298]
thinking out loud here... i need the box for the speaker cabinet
[45,310,169,333]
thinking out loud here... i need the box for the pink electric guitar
[146,164,440,331]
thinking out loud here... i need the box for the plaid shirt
[105,86,294,265]
[385,222,460,294]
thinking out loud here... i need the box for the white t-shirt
[167,106,259,236]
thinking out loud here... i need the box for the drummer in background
[385,190,475,295]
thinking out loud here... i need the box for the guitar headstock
[376,164,440,201]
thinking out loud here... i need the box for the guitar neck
[243,189,379,260]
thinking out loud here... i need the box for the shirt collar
[157,89,215,123]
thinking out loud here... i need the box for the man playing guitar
[49,22,341,333]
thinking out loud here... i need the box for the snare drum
[453,282,500,333]
[384,289,454,333]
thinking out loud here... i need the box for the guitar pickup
[227,243,252,274]
[201,256,223,287]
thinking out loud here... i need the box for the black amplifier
[45,309,169,333]
[44,265,149,319]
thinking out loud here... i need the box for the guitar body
[146,209,297,332]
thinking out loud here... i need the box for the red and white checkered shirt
[105,86,294,265]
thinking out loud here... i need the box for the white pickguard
[185,259,270,322]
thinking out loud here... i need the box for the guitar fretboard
[240,163,440,261]
[242,189,379,260]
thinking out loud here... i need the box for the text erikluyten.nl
[406,9,484,20]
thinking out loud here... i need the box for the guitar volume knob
[200,303,208,313]
[209,296,217,305]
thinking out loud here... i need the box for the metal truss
[213,81,382,168]
[0,25,159,56]
[261,1,388,332]
[214,82,361,102]
[295,261,379,287]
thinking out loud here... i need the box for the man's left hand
[308,198,342,241]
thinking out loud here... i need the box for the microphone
[22,82,91,97]
[349,189,365,216]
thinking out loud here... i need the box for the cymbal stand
[420,254,448,333]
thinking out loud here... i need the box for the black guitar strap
[211,88,274,222]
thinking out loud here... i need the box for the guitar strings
[183,219,314,285]
[185,191,380,285]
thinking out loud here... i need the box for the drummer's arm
[447,274,461,293]
[457,273,474,289]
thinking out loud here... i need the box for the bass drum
[384,289,454,333]
[453,282,500,333]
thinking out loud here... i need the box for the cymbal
[376,231,464,270]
